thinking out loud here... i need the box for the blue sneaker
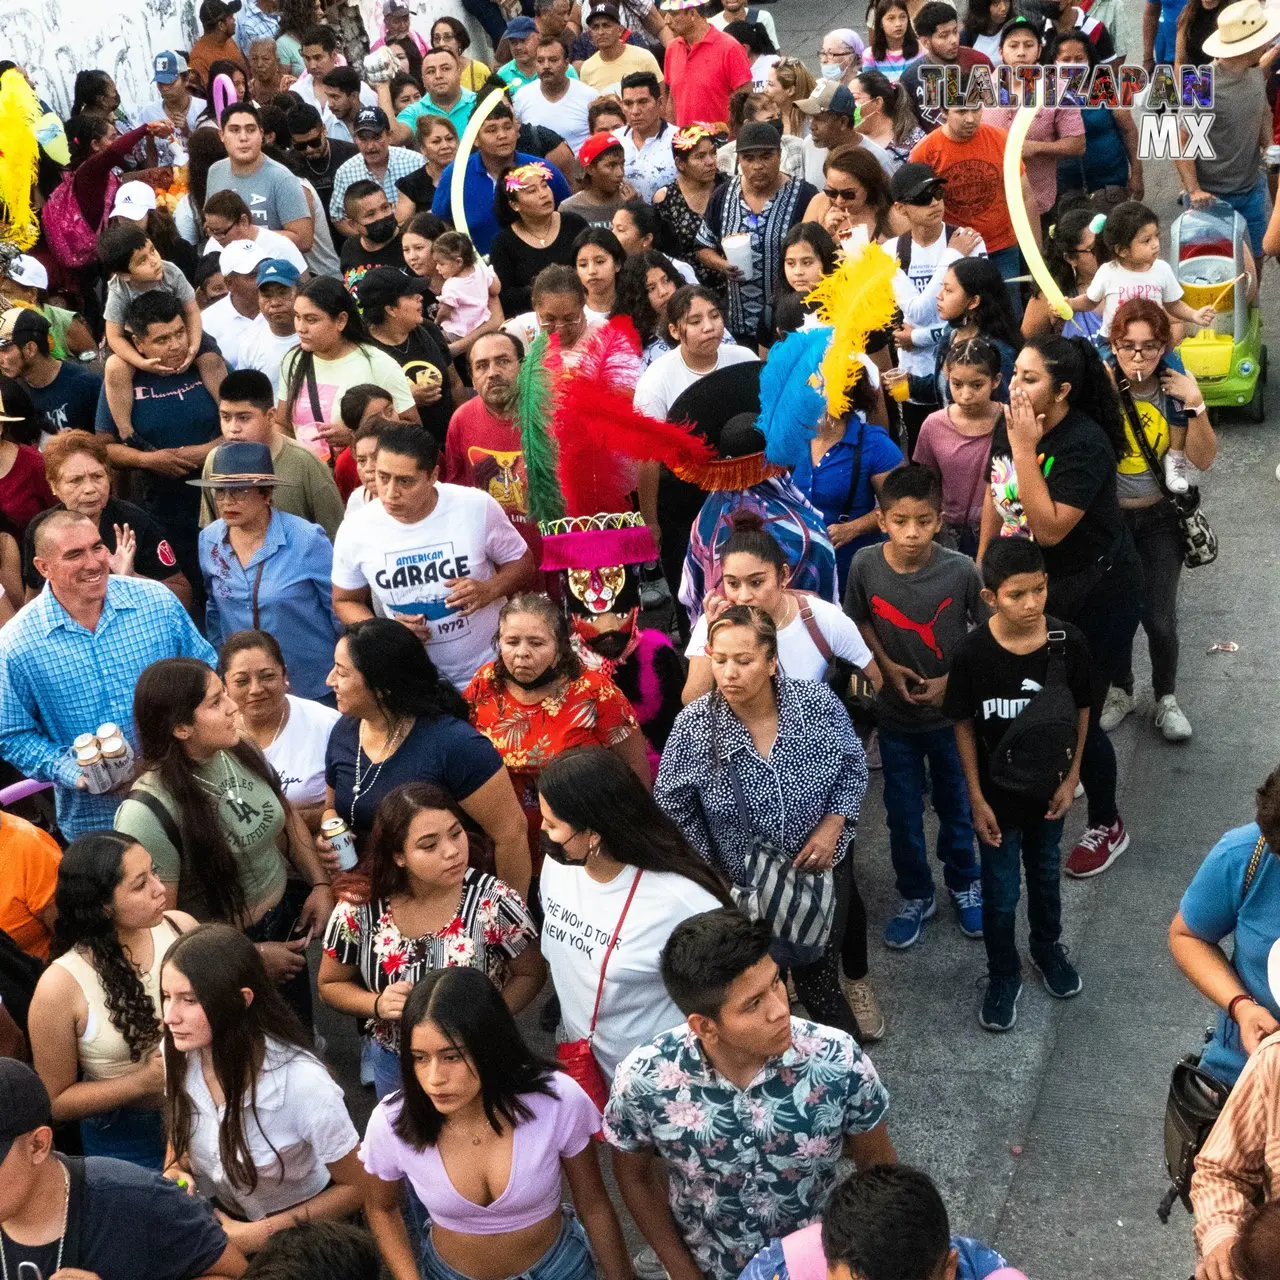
[979,975,1022,1032]
[883,895,936,950]
[1032,944,1083,999]
[949,882,983,938]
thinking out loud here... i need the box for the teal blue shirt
[398,90,477,136]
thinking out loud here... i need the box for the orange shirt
[189,34,249,91]
[0,813,60,961]
[909,123,1018,253]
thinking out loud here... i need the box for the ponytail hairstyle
[283,277,374,432]
[853,69,919,147]
[65,113,113,169]
[53,833,165,1061]
[71,70,115,118]
[1022,334,1127,458]
[719,509,790,581]
[948,257,1020,350]
[1041,204,1104,297]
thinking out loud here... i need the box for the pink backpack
[41,169,120,270]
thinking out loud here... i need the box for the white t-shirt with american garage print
[331,482,529,689]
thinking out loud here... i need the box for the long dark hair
[948,257,1020,349]
[277,0,315,41]
[853,69,919,147]
[1040,204,1098,298]
[133,658,287,925]
[342,618,469,723]
[540,749,734,905]
[186,129,229,239]
[870,0,919,61]
[163,924,314,1193]
[775,222,837,303]
[611,250,684,344]
[71,70,114,117]
[284,277,375,431]
[392,967,557,1148]
[1022,334,1126,458]
[365,782,468,902]
[52,832,164,1062]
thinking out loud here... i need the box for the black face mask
[365,215,398,245]
[506,665,561,691]
[540,831,588,866]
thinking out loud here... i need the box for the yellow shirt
[579,43,663,95]
[460,59,494,92]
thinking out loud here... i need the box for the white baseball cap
[219,238,270,278]
[4,254,48,291]
[111,181,158,221]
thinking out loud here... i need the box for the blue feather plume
[757,326,832,467]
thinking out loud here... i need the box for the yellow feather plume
[806,238,899,418]
[0,70,41,252]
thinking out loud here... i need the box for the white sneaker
[1100,685,1135,732]
[1155,694,1193,742]
[1164,449,1191,495]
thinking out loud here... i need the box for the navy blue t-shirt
[1,1155,229,1280]
[325,712,504,843]
[26,359,102,435]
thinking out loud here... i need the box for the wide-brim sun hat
[1202,0,1280,58]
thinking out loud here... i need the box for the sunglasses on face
[292,135,325,151]
[904,190,944,206]
[824,186,862,203]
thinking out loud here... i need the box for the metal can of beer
[95,723,122,741]
[73,733,100,754]
[75,744,113,794]
[99,735,133,787]
[320,816,359,871]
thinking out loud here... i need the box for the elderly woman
[490,163,590,318]
[463,593,650,879]
[656,604,879,1041]
[196,442,341,704]
[1100,298,1216,742]
[21,429,190,605]
[819,27,865,86]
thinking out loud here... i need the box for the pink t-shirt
[359,1071,600,1233]
[983,105,1084,216]
[913,408,997,528]
[439,260,494,341]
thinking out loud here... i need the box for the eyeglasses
[1064,244,1096,258]
[1114,341,1163,356]
[824,186,862,203]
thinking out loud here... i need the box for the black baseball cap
[0,307,51,349]
[0,1060,53,1160]
[199,0,242,25]
[891,161,946,203]
[358,266,432,312]
[354,106,391,137]
[736,121,783,154]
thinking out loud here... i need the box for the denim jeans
[1212,175,1269,260]
[979,817,1066,979]
[421,1207,598,1280]
[988,245,1025,324]
[1119,501,1183,699]
[244,880,314,1030]
[879,727,980,902]
[80,1106,165,1170]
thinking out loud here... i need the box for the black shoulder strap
[1045,628,1069,685]
[839,417,865,521]
[304,360,323,427]
[60,1155,88,1270]
[1115,371,1177,500]
[127,788,183,858]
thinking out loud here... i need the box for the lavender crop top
[359,1071,600,1234]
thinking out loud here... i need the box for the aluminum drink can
[99,736,133,786]
[321,816,359,871]
[75,745,113,794]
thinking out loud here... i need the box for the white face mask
[820,62,845,80]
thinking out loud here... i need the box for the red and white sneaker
[1065,818,1130,879]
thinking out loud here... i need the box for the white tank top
[52,919,180,1081]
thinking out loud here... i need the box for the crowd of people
[0,0,1279,1277]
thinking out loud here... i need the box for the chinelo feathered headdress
[0,69,42,251]
[805,232,899,418]
[756,324,831,468]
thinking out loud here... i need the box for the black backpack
[987,631,1080,800]
[0,927,44,1035]
[895,224,961,276]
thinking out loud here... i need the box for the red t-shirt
[664,26,753,127]
[909,123,1018,252]
[333,447,358,501]
[0,445,55,537]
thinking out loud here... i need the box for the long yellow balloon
[1002,106,1072,321]
[450,89,509,243]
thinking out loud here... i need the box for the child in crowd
[194,252,228,308]
[845,465,987,951]
[431,230,494,349]
[1068,200,1216,492]
[573,226,625,323]
[942,538,1091,1032]
[346,415,390,514]
[98,224,221,441]
[330,383,395,503]
[773,223,837,331]
[913,338,1002,556]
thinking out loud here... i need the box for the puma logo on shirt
[870,595,954,659]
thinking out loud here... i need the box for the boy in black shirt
[943,538,1091,1032]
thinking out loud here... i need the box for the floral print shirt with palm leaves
[463,662,642,854]
[603,1017,890,1280]
[322,869,537,1050]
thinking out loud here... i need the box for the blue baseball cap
[257,258,301,288]
[153,51,188,84]
[505,15,538,38]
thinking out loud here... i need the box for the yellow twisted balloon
[1003,106,1072,321]
[0,70,42,251]
[450,89,510,243]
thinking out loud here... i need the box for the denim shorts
[420,1207,597,1280]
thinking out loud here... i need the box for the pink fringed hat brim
[540,525,658,570]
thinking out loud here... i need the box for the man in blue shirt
[95,291,223,591]
[0,309,102,438]
[0,509,215,837]
[431,97,570,255]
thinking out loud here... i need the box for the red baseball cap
[578,131,624,168]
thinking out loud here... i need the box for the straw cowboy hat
[1202,0,1280,58]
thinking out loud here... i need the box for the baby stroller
[1171,198,1266,422]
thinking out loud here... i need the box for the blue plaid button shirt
[329,147,425,220]
[0,577,215,837]
[235,0,280,55]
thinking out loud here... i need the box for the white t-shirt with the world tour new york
[331,483,529,689]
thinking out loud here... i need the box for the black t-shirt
[368,322,455,443]
[490,210,589,316]
[299,138,359,220]
[340,235,410,301]
[396,166,436,213]
[987,408,1123,579]
[22,497,179,592]
[0,1156,229,1280]
[942,618,1091,826]
[518,123,566,159]
[25,360,102,435]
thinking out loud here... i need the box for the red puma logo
[870,595,953,659]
